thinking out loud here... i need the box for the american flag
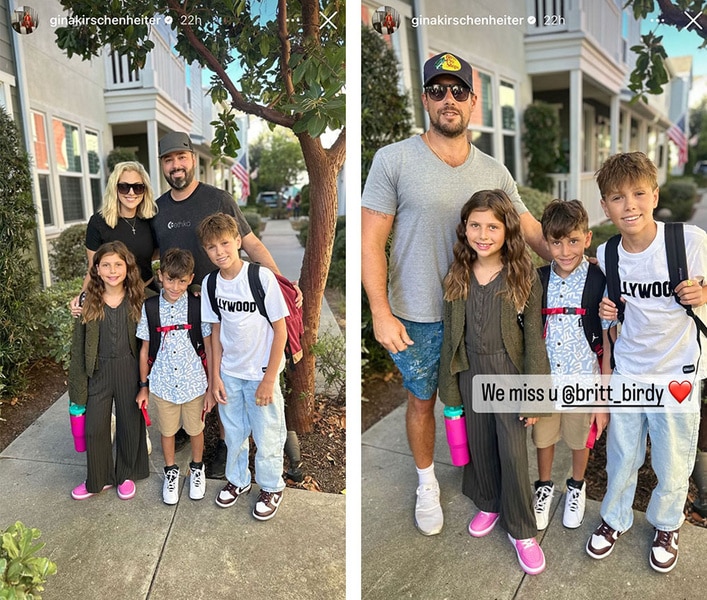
[667,116,688,166]
[231,154,250,199]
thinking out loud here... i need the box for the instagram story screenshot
[0,1,345,599]
[361,1,707,598]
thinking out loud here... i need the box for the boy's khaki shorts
[150,392,205,438]
[532,412,592,450]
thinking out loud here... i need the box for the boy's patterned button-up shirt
[137,292,211,404]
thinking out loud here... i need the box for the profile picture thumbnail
[12,6,39,35]
[372,6,400,35]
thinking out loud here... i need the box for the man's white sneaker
[533,482,554,530]
[563,481,586,529]
[163,466,180,505]
[415,482,443,536]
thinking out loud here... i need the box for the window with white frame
[499,80,518,178]
[31,112,53,226]
[86,130,102,213]
[53,119,84,222]
[469,69,493,156]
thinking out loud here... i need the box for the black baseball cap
[159,132,193,157]
[423,52,474,91]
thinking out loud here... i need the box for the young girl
[439,189,550,575]
[68,241,149,500]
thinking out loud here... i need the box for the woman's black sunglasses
[117,182,146,194]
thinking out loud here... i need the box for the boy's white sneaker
[533,482,554,530]
[163,466,180,505]
[563,481,586,529]
[189,462,206,500]
[414,482,443,536]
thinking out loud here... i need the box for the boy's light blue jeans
[601,381,700,532]
[220,372,287,493]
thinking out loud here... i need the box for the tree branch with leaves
[627,0,706,101]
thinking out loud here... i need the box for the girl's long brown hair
[82,241,143,323]
[443,189,534,312]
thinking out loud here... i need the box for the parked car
[256,191,281,207]
[694,161,707,177]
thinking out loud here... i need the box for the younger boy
[533,200,610,530]
[587,152,707,573]
[197,213,289,521]
[136,248,211,505]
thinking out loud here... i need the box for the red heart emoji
[668,380,692,403]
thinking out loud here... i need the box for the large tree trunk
[285,133,344,433]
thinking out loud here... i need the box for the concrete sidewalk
[362,402,707,600]
[0,217,346,600]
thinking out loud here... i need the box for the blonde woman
[71,161,158,312]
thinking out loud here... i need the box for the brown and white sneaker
[649,528,679,573]
[215,482,251,508]
[253,490,283,521]
[586,519,623,559]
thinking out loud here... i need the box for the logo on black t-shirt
[167,220,192,229]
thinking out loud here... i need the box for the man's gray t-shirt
[362,135,527,323]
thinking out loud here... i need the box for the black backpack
[604,222,707,367]
[538,262,606,366]
[144,293,207,373]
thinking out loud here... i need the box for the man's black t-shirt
[151,182,252,281]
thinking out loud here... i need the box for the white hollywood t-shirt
[597,222,707,380]
[201,262,289,381]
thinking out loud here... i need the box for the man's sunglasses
[117,182,146,194]
[424,83,471,102]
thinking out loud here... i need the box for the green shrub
[0,107,38,398]
[1,521,57,598]
[242,210,262,239]
[327,226,346,292]
[588,222,620,257]
[311,332,346,402]
[29,278,83,370]
[297,220,309,248]
[107,147,138,172]
[518,186,555,221]
[299,184,310,217]
[361,286,395,378]
[269,206,289,220]
[523,102,561,193]
[658,178,697,222]
[49,224,87,281]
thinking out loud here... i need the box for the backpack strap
[186,293,205,354]
[247,262,271,326]
[206,270,221,321]
[145,295,161,367]
[604,234,624,324]
[581,262,606,365]
[537,265,550,329]
[665,222,707,339]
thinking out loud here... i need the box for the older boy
[587,152,707,573]
[533,200,610,530]
[197,214,289,521]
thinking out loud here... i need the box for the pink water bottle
[69,403,86,453]
[444,405,470,466]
